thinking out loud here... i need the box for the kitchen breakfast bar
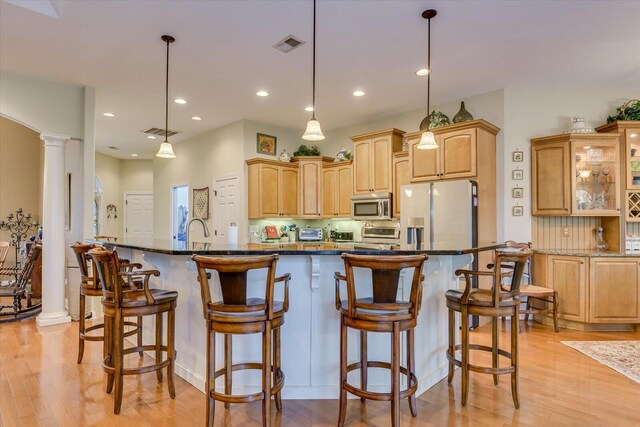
[93,238,504,400]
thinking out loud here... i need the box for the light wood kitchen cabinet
[293,156,334,218]
[531,133,621,216]
[247,158,299,219]
[405,120,497,183]
[596,121,640,190]
[392,152,409,218]
[547,255,588,322]
[322,161,353,218]
[350,129,404,195]
[589,258,640,323]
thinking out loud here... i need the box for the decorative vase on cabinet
[453,101,473,123]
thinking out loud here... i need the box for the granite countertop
[87,238,505,256]
[534,249,640,257]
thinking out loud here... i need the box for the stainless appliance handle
[378,200,383,217]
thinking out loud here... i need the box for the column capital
[40,132,70,147]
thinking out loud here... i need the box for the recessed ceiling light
[305,106,314,112]
[256,91,269,97]
[147,135,157,140]
[353,90,365,97]
[103,112,115,117]
[131,154,139,157]
[415,68,430,76]
[191,116,202,121]
[631,133,638,138]
[174,98,187,104]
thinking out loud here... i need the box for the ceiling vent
[108,146,119,150]
[142,127,180,137]
[273,35,305,53]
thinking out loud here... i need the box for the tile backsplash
[249,218,399,241]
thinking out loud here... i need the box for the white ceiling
[1,0,639,158]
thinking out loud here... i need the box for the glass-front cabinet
[571,137,620,216]
[531,133,621,216]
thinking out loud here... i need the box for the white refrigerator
[399,180,478,249]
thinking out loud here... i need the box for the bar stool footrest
[344,361,418,401]
[447,343,514,375]
[102,345,175,375]
[211,362,285,403]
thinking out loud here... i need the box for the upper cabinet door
[299,161,322,217]
[337,165,353,217]
[371,136,392,192]
[322,168,336,217]
[392,154,410,218]
[625,128,640,189]
[532,142,570,215]
[440,129,477,178]
[259,164,280,217]
[353,140,372,194]
[279,167,299,217]
[409,136,439,182]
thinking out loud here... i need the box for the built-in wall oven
[351,193,392,220]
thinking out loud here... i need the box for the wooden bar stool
[334,254,427,427]
[71,243,144,364]
[446,247,532,408]
[89,248,177,414]
[192,254,290,427]
[491,241,560,332]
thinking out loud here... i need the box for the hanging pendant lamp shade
[302,0,325,141]
[417,9,438,150]
[417,130,438,149]
[303,119,325,141]
[156,34,177,159]
[156,141,176,158]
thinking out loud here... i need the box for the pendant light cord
[165,38,170,142]
[426,16,431,121]
[311,0,317,120]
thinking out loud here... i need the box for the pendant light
[302,0,325,141]
[417,9,438,150]
[156,34,177,158]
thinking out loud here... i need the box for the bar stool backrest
[340,254,427,320]
[71,242,100,287]
[492,248,532,307]
[192,254,279,320]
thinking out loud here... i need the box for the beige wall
[0,117,43,265]
[153,120,245,242]
[95,152,154,238]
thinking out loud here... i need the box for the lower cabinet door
[589,258,640,323]
[548,255,587,322]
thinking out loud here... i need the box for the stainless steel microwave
[351,193,392,220]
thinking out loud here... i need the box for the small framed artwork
[512,169,523,180]
[256,133,277,156]
[512,188,524,198]
[513,206,524,216]
[512,151,524,162]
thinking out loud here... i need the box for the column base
[36,310,72,327]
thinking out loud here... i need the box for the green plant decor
[607,99,640,123]
[293,144,321,156]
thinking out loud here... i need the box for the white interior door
[124,193,154,241]
[213,175,240,244]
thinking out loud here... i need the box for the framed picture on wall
[512,187,524,198]
[512,169,523,180]
[512,206,524,216]
[512,151,524,162]
[256,133,277,156]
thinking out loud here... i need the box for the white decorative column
[36,133,72,327]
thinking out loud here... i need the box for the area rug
[562,341,640,384]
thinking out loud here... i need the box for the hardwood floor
[1,317,638,426]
